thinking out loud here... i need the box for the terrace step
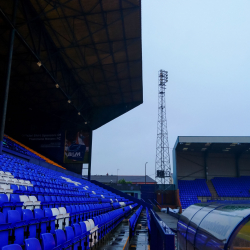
[207,180,219,199]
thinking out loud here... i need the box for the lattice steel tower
[155,70,171,184]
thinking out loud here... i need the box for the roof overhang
[0,0,142,131]
[174,136,250,154]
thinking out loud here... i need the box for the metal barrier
[150,209,175,250]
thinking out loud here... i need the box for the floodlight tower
[155,70,171,184]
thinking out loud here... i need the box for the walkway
[156,212,178,231]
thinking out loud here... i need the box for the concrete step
[207,180,218,199]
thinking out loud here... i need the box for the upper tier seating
[3,137,43,161]
[3,135,65,169]
[212,176,250,197]
[178,179,211,209]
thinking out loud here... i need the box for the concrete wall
[176,151,250,181]
[206,153,236,179]
[239,154,250,176]
[176,151,205,180]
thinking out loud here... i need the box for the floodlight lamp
[55,84,59,88]
[78,112,81,115]
[68,100,71,103]
[37,61,42,67]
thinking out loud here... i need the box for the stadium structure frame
[0,0,143,176]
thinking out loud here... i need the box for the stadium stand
[0,152,137,249]
[212,176,250,197]
[178,179,211,209]
[179,177,250,209]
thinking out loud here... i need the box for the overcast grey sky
[90,0,250,179]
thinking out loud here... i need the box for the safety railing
[149,209,175,250]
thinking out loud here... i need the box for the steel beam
[88,129,93,181]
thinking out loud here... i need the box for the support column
[0,0,18,154]
[235,153,240,178]
[88,129,93,181]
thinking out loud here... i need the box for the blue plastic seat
[43,209,56,234]
[25,238,42,250]
[9,194,23,215]
[41,233,56,250]
[37,195,48,209]
[73,223,88,249]
[0,212,12,249]
[0,194,14,220]
[2,244,22,250]
[19,186,28,194]
[10,185,20,194]
[44,196,53,208]
[55,229,69,248]
[22,209,39,239]
[7,210,27,245]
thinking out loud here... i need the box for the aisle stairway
[207,180,219,199]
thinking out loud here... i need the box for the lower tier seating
[0,153,138,249]
[212,176,250,197]
[178,179,211,209]
[1,206,135,250]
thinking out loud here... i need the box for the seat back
[19,195,29,203]
[2,244,22,250]
[65,226,74,241]
[25,238,42,250]
[8,210,25,245]
[19,186,27,192]
[72,223,81,237]
[44,208,55,234]
[41,233,56,250]
[51,208,59,217]
[55,229,66,246]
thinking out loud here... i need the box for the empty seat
[0,212,12,249]
[41,233,56,250]
[2,244,22,250]
[44,208,56,234]
[65,226,79,250]
[7,210,27,246]
[55,229,69,248]
[19,195,34,210]
[29,196,41,209]
[37,195,49,209]
[0,193,14,219]
[0,184,13,194]
[25,238,42,250]
[9,194,23,215]
[34,209,48,238]
[22,209,39,239]
[58,207,70,229]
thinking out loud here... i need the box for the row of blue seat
[129,205,143,236]
[146,207,151,236]
[0,154,125,201]
[2,205,135,250]
[0,203,133,249]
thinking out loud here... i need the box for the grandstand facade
[173,136,250,208]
